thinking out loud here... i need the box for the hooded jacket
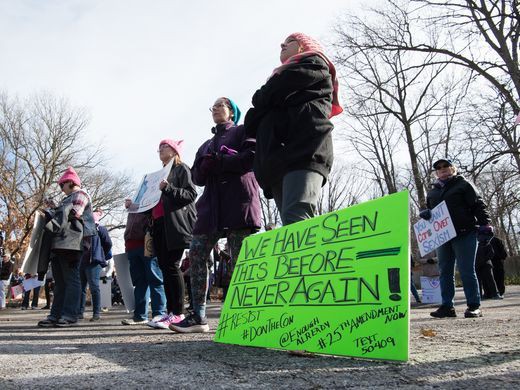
[244,54,334,198]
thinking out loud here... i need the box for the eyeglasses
[435,164,451,170]
[209,103,229,113]
[59,182,65,189]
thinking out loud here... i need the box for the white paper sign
[128,160,173,213]
[420,276,442,304]
[413,201,457,257]
[22,276,43,291]
[113,253,135,313]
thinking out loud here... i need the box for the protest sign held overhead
[215,191,410,362]
[413,201,457,257]
[128,160,173,213]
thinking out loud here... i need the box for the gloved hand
[199,153,221,175]
[426,258,436,264]
[101,276,107,284]
[419,209,432,220]
[478,225,494,243]
[220,145,238,155]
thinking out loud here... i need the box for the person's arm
[70,190,90,219]
[191,142,211,186]
[162,164,198,207]
[252,55,330,109]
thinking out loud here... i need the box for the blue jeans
[49,253,81,322]
[127,247,166,321]
[79,263,101,317]
[436,231,480,308]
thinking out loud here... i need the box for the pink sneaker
[155,313,185,329]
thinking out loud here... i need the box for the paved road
[1,286,519,389]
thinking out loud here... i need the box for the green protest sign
[214,191,410,361]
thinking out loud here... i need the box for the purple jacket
[191,121,262,234]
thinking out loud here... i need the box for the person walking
[420,159,491,319]
[170,97,261,333]
[147,139,197,330]
[244,32,343,225]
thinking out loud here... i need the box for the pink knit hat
[276,32,343,118]
[287,32,325,53]
[159,139,183,158]
[58,166,81,187]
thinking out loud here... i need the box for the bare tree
[349,0,520,172]
[0,92,134,257]
[316,163,369,215]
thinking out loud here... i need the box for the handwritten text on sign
[413,201,456,257]
[214,191,410,361]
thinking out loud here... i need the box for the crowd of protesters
[0,32,514,333]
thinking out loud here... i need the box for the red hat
[159,139,183,158]
[58,166,81,187]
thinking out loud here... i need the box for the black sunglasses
[435,164,451,170]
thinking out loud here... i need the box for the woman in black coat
[421,159,491,319]
[244,32,343,225]
[148,139,197,329]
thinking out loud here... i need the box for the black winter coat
[160,162,197,250]
[426,175,490,235]
[244,54,334,197]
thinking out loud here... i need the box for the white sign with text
[414,201,457,257]
[128,160,172,213]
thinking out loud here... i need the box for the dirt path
[1,286,519,389]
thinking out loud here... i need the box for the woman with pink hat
[244,32,343,225]
[146,139,197,329]
[37,167,96,328]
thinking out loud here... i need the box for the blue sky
[1,0,356,189]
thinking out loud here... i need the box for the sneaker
[54,318,79,327]
[37,319,57,328]
[21,306,28,311]
[41,306,50,310]
[77,314,84,320]
[149,313,185,329]
[464,307,483,318]
[430,306,456,318]
[31,306,38,310]
[121,318,148,325]
[90,316,101,322]
[169,313,209,333]
[491,294,504,300]
[147,314,169,329]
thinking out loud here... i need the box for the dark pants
[22,286,40,308]
[491,257,505,295]
[49,252,81,322]
[476,262,499,298]
[153,218,185,315]
[44,279,54,307]
[271,170,323,226]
